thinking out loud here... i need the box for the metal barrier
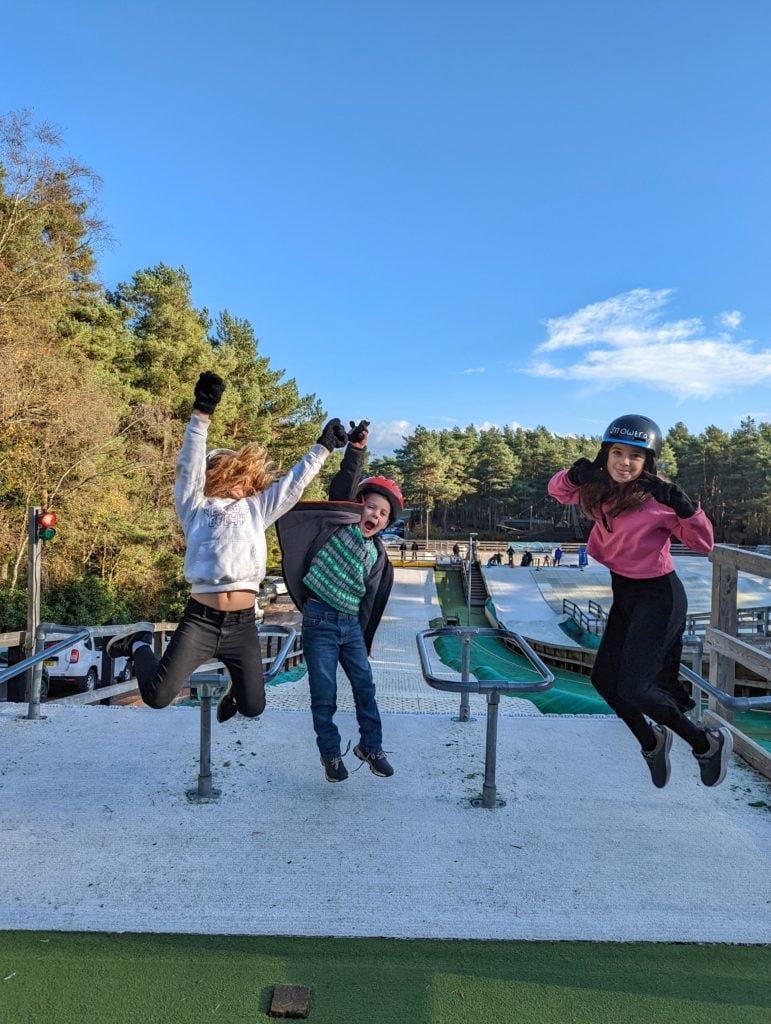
[678,662,771,713]
[186,624,298,803]
[0,623,91,721]
[562,598,605,636]
[415,626,554,808]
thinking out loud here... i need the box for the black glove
[193,371,226,415]
[566,453,604,486]
[317,418,348,451]
[641,474,697,518]
[347,419,370,445]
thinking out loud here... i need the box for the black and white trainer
[353,744,394,778]
[321,754,349,783]
[641,724,673,789]
[693,727,733,787]
[106,624,154,661]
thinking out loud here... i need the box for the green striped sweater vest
[303,525,377,614]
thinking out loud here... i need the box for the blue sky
[4,1,771,454]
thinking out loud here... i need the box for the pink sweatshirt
[547,470,714,579]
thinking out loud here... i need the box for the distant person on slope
[107,372,346,721]
[548,413,731,790]
[277,419,402,784]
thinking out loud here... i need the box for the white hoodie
[174,414,329,594]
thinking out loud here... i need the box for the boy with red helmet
[277,420,403,783]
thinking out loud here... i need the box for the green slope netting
[432,569,771,745]
[431,570,611,716]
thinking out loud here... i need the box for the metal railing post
[184,626,296,803]
[456,633,472,722]
[186,681,221,803]
[469,691,502,808]
[416,626,554,809]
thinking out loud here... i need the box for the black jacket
[275,445,394,653]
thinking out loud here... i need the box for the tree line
[369,419,771,545]
[1,111,766,629]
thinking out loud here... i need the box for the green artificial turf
[1,932,768,1024]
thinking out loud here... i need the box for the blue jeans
[302,597,382,759]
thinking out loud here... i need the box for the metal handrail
[0,624,92,721]
[416,626,554,809]
[0,626,90,684]
[416,626,554,694]
[678,663,771,712]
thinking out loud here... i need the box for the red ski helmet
[356,476,404,524]
[602,414,663,458]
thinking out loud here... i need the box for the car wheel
[79,667,99,693]
[40,669,50,702]
[117,663,133,683]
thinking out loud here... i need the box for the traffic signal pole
[26,506,43,712]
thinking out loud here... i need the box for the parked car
[380,532,405,546]
[264,575,288,597]
[43,633,130,694]
[0,651,50,702]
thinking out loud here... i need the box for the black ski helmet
[602,414,663,458]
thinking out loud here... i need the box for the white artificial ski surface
[1,567,769,942]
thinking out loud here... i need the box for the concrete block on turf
[268,984,311,1018]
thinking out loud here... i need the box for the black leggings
[133,597,265,714]
[591,572,706,751]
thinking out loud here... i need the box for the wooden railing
[703,545,771,778]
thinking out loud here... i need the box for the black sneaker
[694,727,733,787]
[216,688,238,724]
[106,624,154,661]
[321,754,348,783]
[353,744,394,778]
[641,724,673,788]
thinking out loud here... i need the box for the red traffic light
[37,510,57,541]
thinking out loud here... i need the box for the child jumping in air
[548,413,732,789]
[277,420,402,783]
[107,371,347,720]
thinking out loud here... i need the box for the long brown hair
[579,446,657,523]
[204,443,276,498]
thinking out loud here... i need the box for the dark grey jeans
[133,597,265,714]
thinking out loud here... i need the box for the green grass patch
[1,932,768,1023]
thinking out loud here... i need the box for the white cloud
[367,419,411,456]
[528,289,771,400]
[462,367,486,374]
[473,420,523,432]
[719,310,743,330]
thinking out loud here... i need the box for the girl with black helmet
[277,420,402,783]
[548,414,732,789]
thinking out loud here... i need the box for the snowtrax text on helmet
[356,476,404,524]
[602,415,662,458]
